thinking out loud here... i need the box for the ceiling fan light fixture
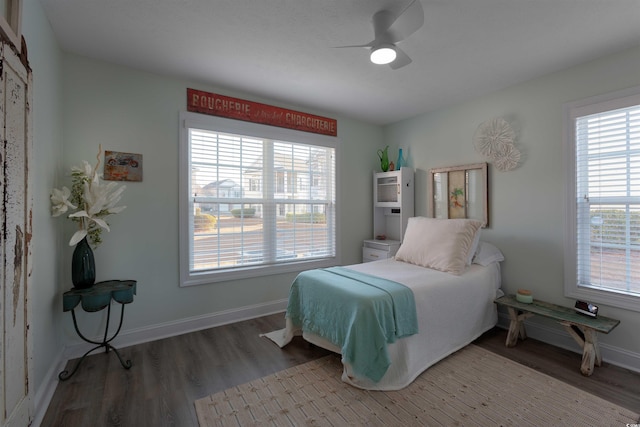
[370,44,396,65]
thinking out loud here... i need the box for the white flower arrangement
[50,147,126,247]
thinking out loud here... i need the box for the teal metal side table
[59,280,136,381]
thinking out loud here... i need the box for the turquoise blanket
[286,267,418,382]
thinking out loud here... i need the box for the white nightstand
[362,239,401,263]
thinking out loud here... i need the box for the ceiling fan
[336,0,424,69]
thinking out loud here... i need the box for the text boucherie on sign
[187,88,337,137]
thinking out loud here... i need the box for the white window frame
[563,85,640,312]
[179,111,341,286]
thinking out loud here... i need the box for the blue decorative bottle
[396,148,404,170]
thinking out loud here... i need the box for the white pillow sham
[467,229,482,265]
[395,217,483,275]
[472,241,505,266]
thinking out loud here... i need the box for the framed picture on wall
[104,151,143,182]
[428,162,488,227]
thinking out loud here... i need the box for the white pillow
[472,242,505,266]
[395,217,483,275]
[467,229,482,265]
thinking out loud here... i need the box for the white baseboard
[33,298,288,427]
[497,311,640,374]
[61,298,288,360]
[32,351,67,427]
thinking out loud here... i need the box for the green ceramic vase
[377,146,389,172]
[72,236,96,289]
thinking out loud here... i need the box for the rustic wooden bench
[494,295,620,376]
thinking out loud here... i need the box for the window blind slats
[188,128,335,272]
[576,104,640,296]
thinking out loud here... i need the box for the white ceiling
[40,0,640,125]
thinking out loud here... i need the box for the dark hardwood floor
[41,313,640,426]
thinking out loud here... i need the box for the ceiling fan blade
[333,41,375,49]
[372,9,396,40]
[385,0,424,44]
[389,46,412,69]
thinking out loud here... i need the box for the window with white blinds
[564,86,640,311]
[179,113,338,286]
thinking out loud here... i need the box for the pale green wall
[59,54,381,339]
[23,0,64,401]
[384,45,640,355]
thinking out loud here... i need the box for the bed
[266,217,504,391]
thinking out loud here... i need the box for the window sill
[180,257,340,287]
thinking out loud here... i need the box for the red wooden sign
[187,88,337,137]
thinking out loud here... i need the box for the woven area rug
[195,344,639,426]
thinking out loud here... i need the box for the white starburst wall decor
[473,117,521,171]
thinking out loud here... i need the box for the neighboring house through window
[179,112,339,286]
[564,86,640,311]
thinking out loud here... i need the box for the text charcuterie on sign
[187,88,337,137]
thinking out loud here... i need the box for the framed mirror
[428,162,488,227]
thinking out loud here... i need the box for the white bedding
[272,258,502,390]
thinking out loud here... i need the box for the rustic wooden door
[0,40,33,426]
